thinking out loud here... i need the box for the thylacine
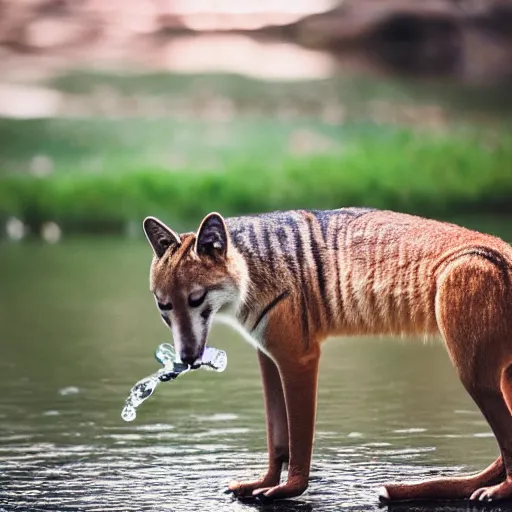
[142,208,512,503]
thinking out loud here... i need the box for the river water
[1,223,511,511]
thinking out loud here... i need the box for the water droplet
[155,343,176,366]
[121,405,136,422]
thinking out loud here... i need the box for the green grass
[1,69,511,235]
[0,117,342,175]
[1,117,511,234]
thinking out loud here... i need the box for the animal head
[143,213,246,366]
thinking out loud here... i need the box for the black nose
[180,351,197,367]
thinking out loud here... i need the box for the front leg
[228,349,289,497]
[252,342,321,501]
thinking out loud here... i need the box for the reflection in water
[0,230,510,511]
[154,35,337,80]
[174,0,337,31]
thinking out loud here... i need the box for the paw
[470,479,512,502]
[251,481,308,502]
[225,477,279,498]
[471,487,495,502]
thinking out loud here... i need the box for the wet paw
[471,486,496,502]
[470,479,512,502]
[252,482,308,501]
[226,478,279,498]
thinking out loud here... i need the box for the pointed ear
[143,216,181,258]
[194,212,228,258]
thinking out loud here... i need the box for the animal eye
[157,301,173,311]
[188,290,206,308]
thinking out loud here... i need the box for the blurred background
[1,1,512,511]
[1,0,512,237]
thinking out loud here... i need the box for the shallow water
[0,225,511,511]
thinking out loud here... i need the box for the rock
[292,0,512,81]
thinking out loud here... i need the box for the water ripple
[0,437,479,512]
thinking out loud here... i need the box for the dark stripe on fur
[247,222,259,257]
[467,247,511,289]
[332,216,342,316]
[287,215,310,337]
[307,216,329,321]
[300,212,323,329]
[252,290,290,332]
[262,224,276,274]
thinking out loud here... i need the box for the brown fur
[143,208,512,503]
[151,233,232,297]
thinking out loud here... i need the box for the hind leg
[382,252,512,502]
[382,370,511,502]
[380,456,504,502]
[470,366,512,501]
[437,254,512,502]
[380,372,507,502]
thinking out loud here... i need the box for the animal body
[142,208,512,503]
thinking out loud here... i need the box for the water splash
[199,346,227,372]
[121,343,227,422]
